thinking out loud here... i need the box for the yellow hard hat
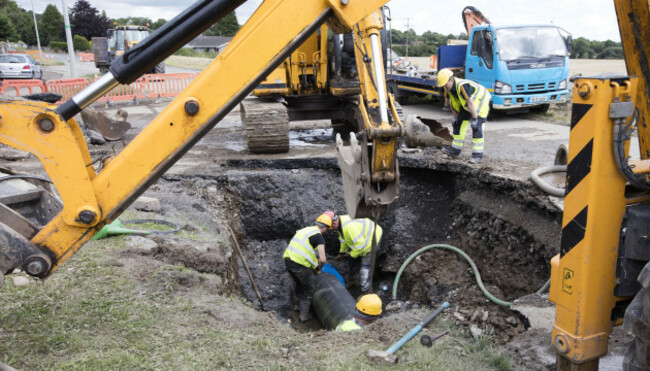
[356,294,382,316]
[437,68,454,87]
[315,213,332,228]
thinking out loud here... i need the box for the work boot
[469,154,483,164]
[441,146,460,159]
[299,300,312,323]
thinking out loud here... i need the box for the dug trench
[128,153,562,347]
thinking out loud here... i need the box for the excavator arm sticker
[570,103,592,130]
[560,205,588,257]
[565,139,593,195]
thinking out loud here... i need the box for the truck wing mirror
[566,35,573,54]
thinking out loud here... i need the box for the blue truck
[387,21,571,113]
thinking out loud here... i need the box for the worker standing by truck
[437,68,491,164]
[282,214,331,322]
[325,211,383,293]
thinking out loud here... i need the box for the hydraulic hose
[530,165,566,197]
[392,244,513,307]
[391,244,553,306]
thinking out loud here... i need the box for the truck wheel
[153,62,165,74]
[623,261,650,370]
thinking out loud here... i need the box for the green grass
[0,238,519,370]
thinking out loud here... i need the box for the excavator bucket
[80,107,131,141]
[336,133,398,218]
[403,115,452,148]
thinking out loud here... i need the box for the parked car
[0,54,42,80]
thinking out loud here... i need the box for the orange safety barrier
[46,78,91,102]
[1,79,46,97]
[96,76,147,103]
[78,52,94,62]
[145,73,199,99]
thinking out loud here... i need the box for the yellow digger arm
[0,0,390,280]
[336,8,403,218]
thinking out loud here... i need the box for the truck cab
[466,24,570,111]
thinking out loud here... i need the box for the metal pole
[30,0,43,62]
[61,0,76,78]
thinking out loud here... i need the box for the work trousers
[285,259,315,302]
[450,109,486,160]
[347,238,383,292]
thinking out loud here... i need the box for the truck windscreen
[496,27,567,61]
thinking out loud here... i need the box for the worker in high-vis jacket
[324,211,383,293]
[282,214,331,322]
[437,68,491,164]
[336,294,382,331]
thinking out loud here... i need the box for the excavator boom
[0,0,391,281]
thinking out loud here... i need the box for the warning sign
[562,268,574,294]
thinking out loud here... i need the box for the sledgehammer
[367,301,450,364]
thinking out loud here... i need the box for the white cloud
[16,0,621,41]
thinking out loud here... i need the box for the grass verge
[0,237,519,370]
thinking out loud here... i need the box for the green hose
[392,244,515,307]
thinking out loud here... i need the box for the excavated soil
[131,151,562,344]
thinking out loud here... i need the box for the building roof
[188,36,232,48]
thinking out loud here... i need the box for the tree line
[389,29,624,59]
[0,0,240,52]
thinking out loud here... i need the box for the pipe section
[313,272,356,330]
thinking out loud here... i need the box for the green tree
[570,37,590,59]
[205,11,239,37]
[597,46,623,59]
[73,34,90,51]
[0,0,34,44]
[113,17,153,27]
[39,4,63,46]
[0,13,16,41]
[150,18,166,31]
[70,0,110,39]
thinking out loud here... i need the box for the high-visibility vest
[337,215,383,259]
[335,317,363,332]
[282,226,321,268]
[449,78,491,118]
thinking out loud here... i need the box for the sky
[17,0,621,42]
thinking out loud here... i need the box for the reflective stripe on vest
[336,318,363,332]
[455,79,489,117]
[341,217,379,251]
[285,226,320,268]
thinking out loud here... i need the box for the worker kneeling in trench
[336,294,382,331]
[312,266,382,331]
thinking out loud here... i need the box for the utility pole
[30,0,43,62]
[61,0,76,77]
[405,18,410,58]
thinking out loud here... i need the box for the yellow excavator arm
[336,9,402,218]
[0,0,392,282]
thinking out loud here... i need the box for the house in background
[187,36,232,53]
